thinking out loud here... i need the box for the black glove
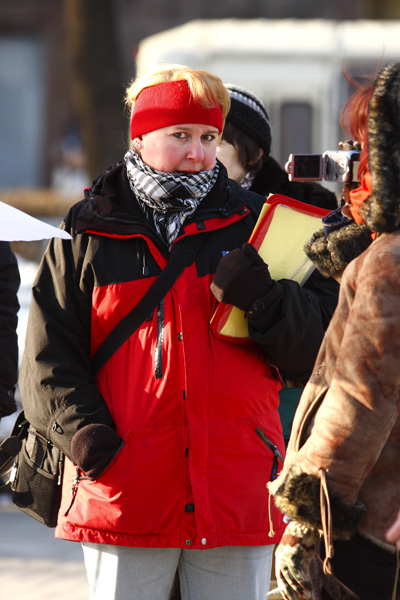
[71,424,124,480]
[210,243,274,312]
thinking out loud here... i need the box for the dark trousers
[310,533,400,600]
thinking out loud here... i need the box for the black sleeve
[248,269,339,382]
[0,242,20,418]
[18,213,114,458]
[302,269,340,331]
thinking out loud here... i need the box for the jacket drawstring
[257,426,284,538]
[319,468,334,574]
[267,492,275,537]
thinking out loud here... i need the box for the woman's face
[216,139,246,183]
[138,123,219,173]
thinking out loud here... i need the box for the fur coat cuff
[304,222,373,278]
[269,465,366,540]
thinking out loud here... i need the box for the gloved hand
[338,138,361,151]
[71,424,124,480]
[210,243,274,312]
[275,520,318,600]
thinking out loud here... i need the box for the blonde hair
[125,64,231,123]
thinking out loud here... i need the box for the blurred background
[1,0,400,230]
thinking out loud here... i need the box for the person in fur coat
[268,62,400,600]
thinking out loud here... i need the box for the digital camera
[285,150,360,183]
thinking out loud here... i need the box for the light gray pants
[81,542,274,600]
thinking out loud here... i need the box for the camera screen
[293,155,321,179]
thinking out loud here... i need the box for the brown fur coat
[269,229,400,545]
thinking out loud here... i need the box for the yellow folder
[210,194,329,343]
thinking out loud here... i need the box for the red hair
[340,72,376,179]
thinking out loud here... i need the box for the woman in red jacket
[20,64,333,600]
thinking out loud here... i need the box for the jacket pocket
[254,426,284,481]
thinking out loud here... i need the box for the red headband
[130,80,223,139]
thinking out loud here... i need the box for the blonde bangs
[125,64,230,122]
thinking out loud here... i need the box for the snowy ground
[15,254,39,362]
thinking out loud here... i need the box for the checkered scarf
[124,149,219,247]
[239,171,255,191]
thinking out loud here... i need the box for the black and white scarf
[124,149,219,247]
[239,171,255,191]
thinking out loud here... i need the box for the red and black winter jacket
[19,162,337,549]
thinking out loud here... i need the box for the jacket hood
[361,62,400,233]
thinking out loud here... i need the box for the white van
[136,19,400,168]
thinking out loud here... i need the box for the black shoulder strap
[90,233,207,374]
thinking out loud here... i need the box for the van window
[280,102,312,165]
[0,36,45,188]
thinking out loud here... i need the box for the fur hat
[360,62,400,233]
[225,84,272,156]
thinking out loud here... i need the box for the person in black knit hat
[169,83,341,600]
[217,84,338,210]
[215,84,339,449]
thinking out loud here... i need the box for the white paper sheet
[0,201,72,241]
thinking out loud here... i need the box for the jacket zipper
[254,426,284,481]
[154,298,165,379]
[64,468,89,516]
[254,426,285,538]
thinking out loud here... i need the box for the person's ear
[248,148,264,167]
[133,137,143,150]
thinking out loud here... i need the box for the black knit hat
[225,84,272,156]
